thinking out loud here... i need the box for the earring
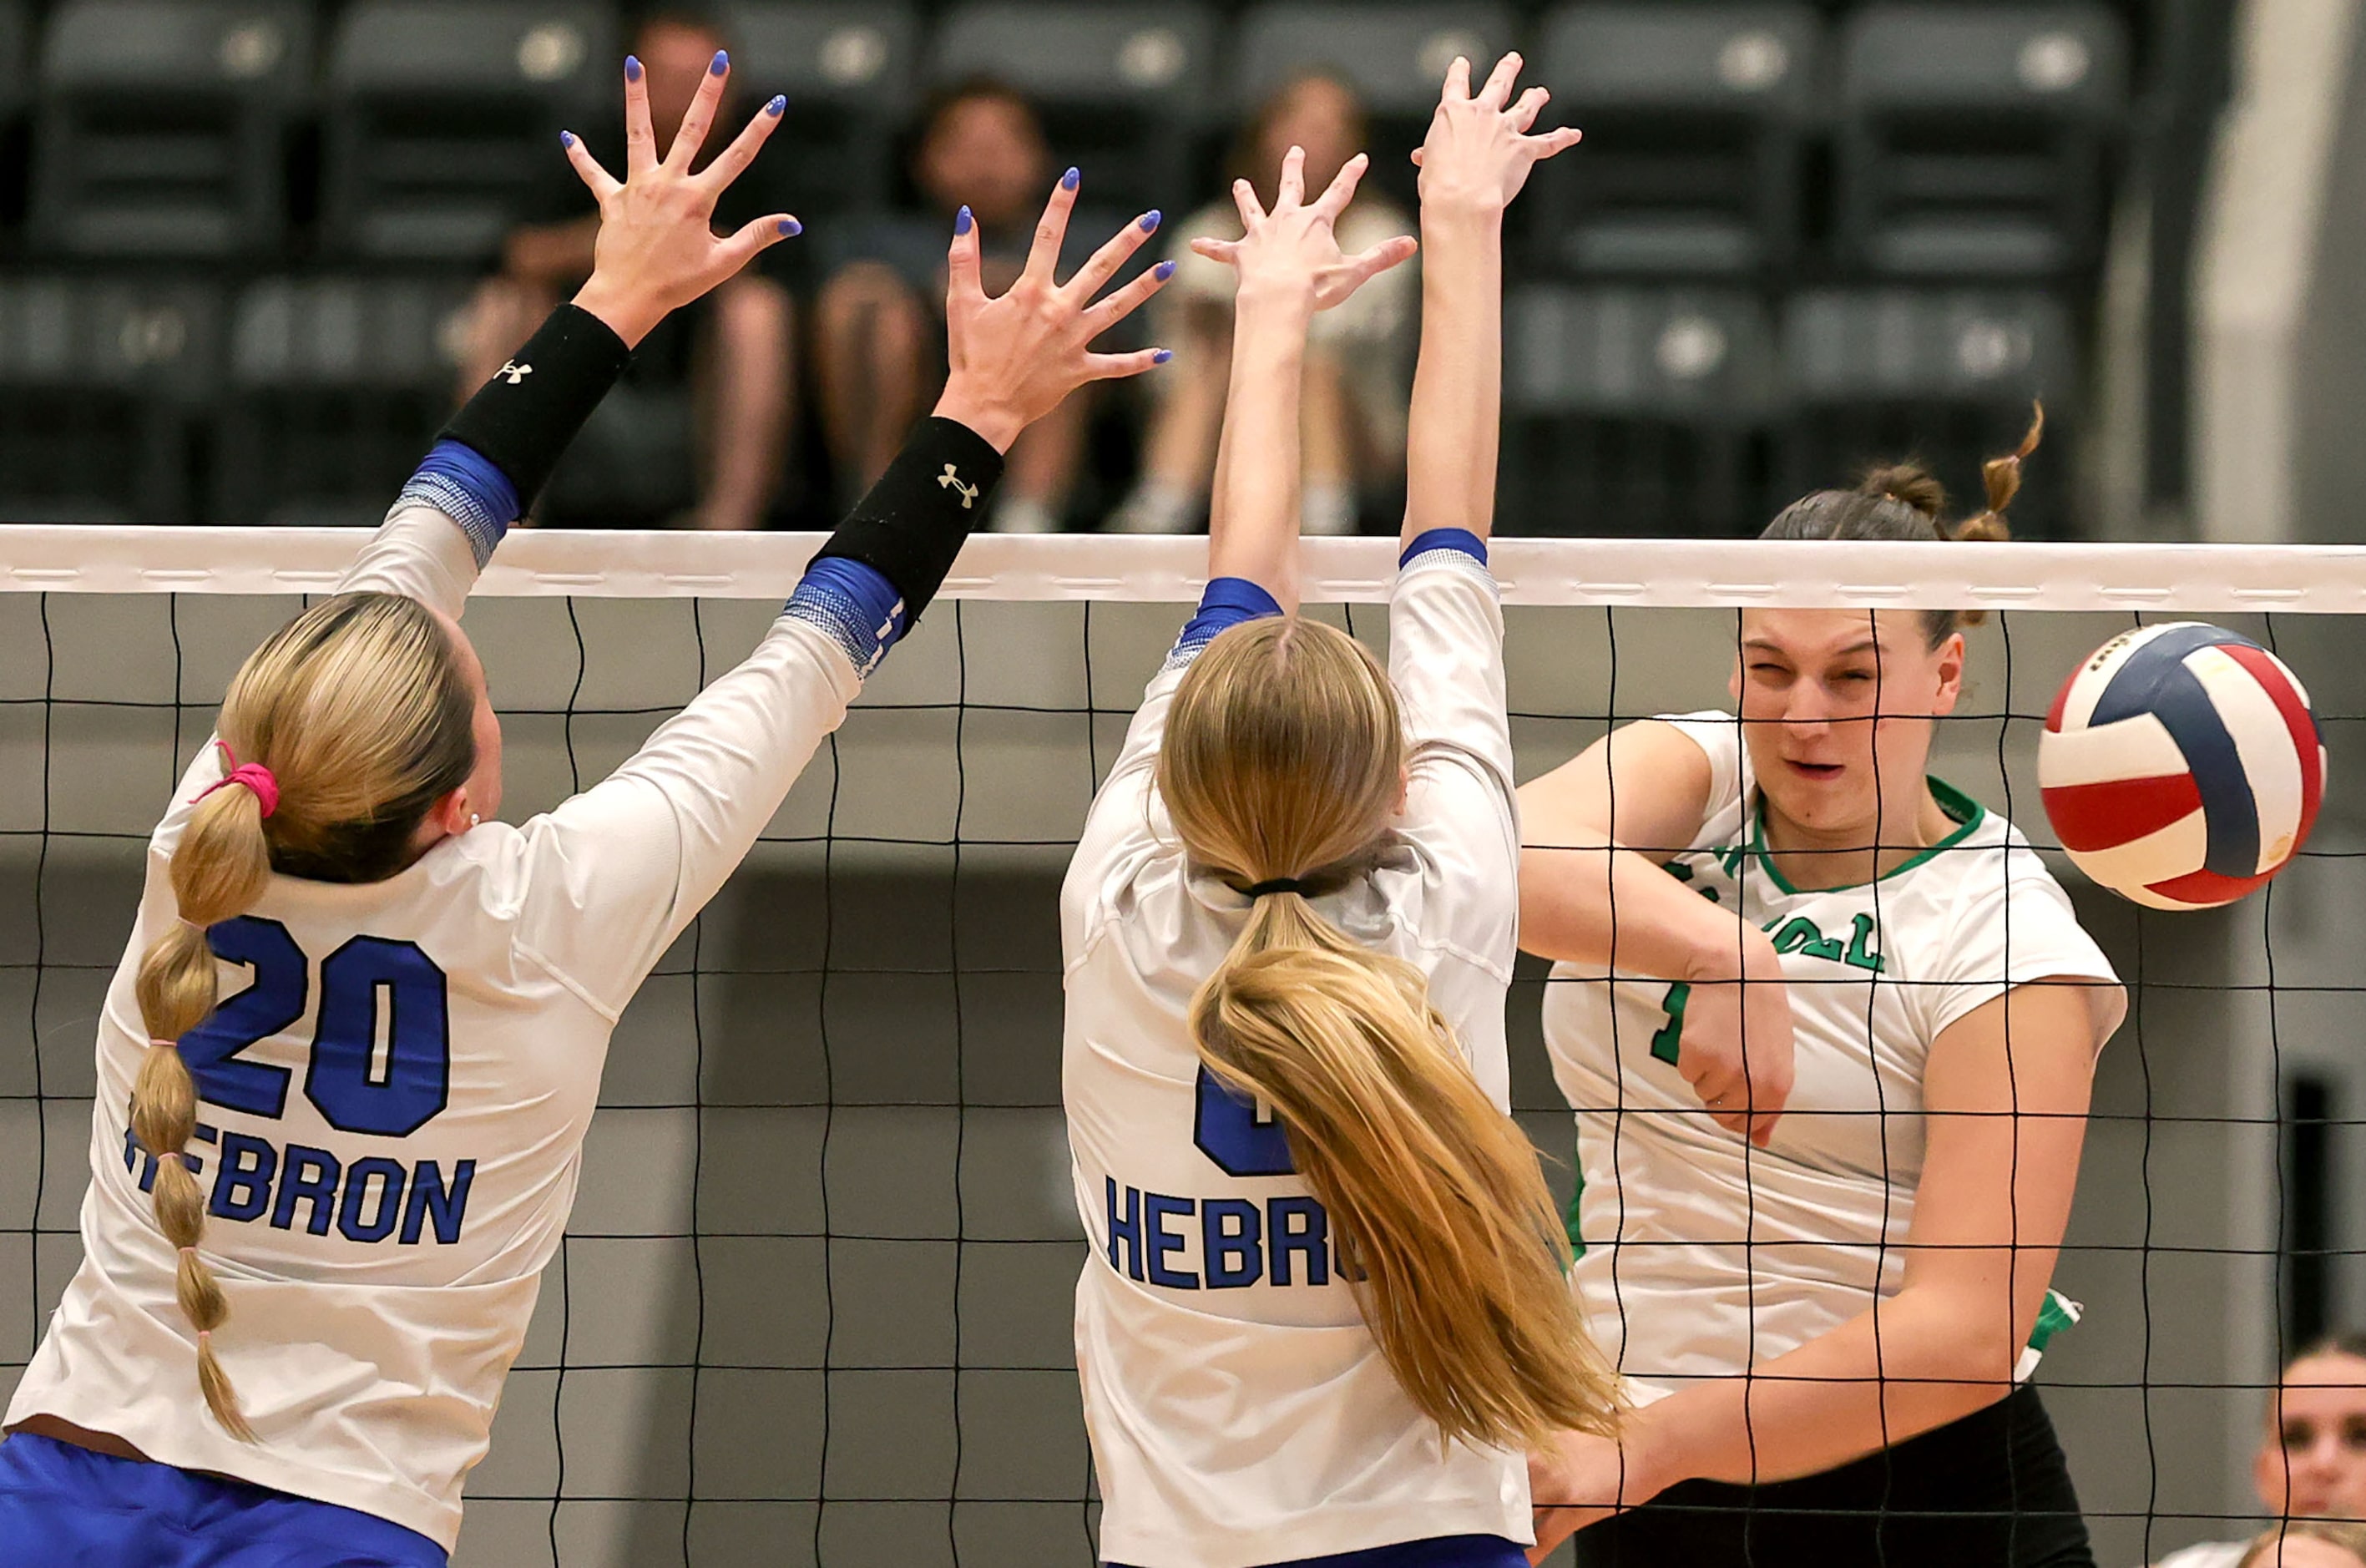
[468,813,481,829]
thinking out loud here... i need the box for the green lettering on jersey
[1650,983,1689,1065]
[1844,913,1888,975]
[1769,916,1845,963]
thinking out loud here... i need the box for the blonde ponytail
[134,777,274,1441]
[130,590,479,1442]
[1161,616,1620,1451]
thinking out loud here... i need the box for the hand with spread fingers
[932,170,1176,453]
[1413,51,1584,215]
[564,52,801,347]
[1189,146,1418,315]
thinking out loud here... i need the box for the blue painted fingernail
[955,205,973,236]
[1061,166,1079,190]
[1152,348,1173,364]
[766,94,786,117]
[710,50,729,75]
[1140,209,1161,233]
[779,218,801,236]
[559,129,575,149]
[1155,260,1175,280]
[624,55,642,82]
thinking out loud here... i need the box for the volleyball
[2038,623,2327,910]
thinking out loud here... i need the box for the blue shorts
[0,1432,447,1566]
[1110,1535,1529,1568]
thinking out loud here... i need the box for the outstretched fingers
[1064,210,1162,305]
[1081,255,1175,336]
[697,94,787,193]
[1509,84,1550,135]
[623,55,657,176]
[1023,168,1082,285]
[1228,177,1266,230]
[1082,347,1170,383]
[1528,124,1585,161]
[945,206,983,314]
[1476,49,1524,109]
[562,131,622,202]
[1441,53,1472,101]
[1188,234,1241,269]
[665,49,732,171]
[713,211,803,278]
[1275,144,1307,210]
[1340,234,1418,289]
[1310,152,1368,222]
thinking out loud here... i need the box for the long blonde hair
[1159,615,1619,1449]
[138,592,476,1440]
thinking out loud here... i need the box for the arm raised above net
[346,52,801,615]
[1400,52,1579,552]
[523,179,1172,1016]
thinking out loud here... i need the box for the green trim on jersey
[1565,1134,1586,1261]
[1752,776,1987,896]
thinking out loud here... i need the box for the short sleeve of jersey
[1921,844,2127,1050]
[1656,710,1752,827]
[1063,665,1182,964]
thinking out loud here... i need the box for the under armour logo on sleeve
[937,464,978,509]
[496,362,533,385]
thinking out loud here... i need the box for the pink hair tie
[147,1038,177,1050]
[191,741,279,819]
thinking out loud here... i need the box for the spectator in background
[812,79,1092,534]
[2157,1338,2366,1568]
[1109,70,1417,537]
[458,7,796,529]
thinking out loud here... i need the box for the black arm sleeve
[811,417,1006,625]
[437,303,633,513]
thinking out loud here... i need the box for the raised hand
[933,170,1175,453]
[564,53,799,346]
[1413,52,1583,214]
[1189,146,1417,314]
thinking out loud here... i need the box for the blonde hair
[1158,616,1620,1450]
[137,591,476,1440]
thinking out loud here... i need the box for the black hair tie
[1245,878,1311,898]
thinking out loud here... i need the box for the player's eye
[2343,1418,2366,1449]
[2284,1420,2319,1449]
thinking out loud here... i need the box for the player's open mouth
[1785,760,1844,780]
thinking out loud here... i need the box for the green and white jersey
[1541,711,2126,1405]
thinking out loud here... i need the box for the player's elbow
[1907,1287,2031,1397]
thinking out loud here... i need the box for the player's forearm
[1518,839,1744,979]
[1207,288,1315,606]
[1620,1287,2030,1495]
[1402,205,1503,549]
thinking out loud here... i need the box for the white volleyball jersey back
[1061,551,1529,1568]
[1542,712,2125,1405]
[7,509,862,1550]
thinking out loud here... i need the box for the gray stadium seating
[1529,3,1825,276]
[30,0,314,259]
[930,3,1220,212]
[1778,288,2077,532]
[214,275,479,525]
[1838,4,2130,277]
[0,276,220,524]
[1234,2,1520,119]
[324,1,618,261]
[1501,285,1779,535]
[720,3,919,215]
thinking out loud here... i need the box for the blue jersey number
[176,917,452,1138]
[1193,1065,1296,1177]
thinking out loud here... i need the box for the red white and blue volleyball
[2038,623,2327,911]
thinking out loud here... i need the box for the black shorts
[1575,1384,2094,1568]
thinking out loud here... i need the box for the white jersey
[7,506,863,1549]
[2155,1542,2250,1568]
[1062,550,1528,1568]
[1543,711,2126,1404]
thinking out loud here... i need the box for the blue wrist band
[395,439,519,568]
[1166,576,1284,670]
[786,554,907,676]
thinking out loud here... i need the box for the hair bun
[1857,464,1946,519]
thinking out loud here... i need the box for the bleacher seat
[30,0,313,259]
[1529,3,1823,277]
[1778,288,2076,533]
[930,3,1218,215]
[1233,2,1518,206]
[1838,4,2128,278]
[0,276,219,524]
[1500,285,1778,536]
[214,275,477,525]
[324,2,617,262]
[720,2,918,217]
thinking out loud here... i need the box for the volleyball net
[0,529,2356,1568]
